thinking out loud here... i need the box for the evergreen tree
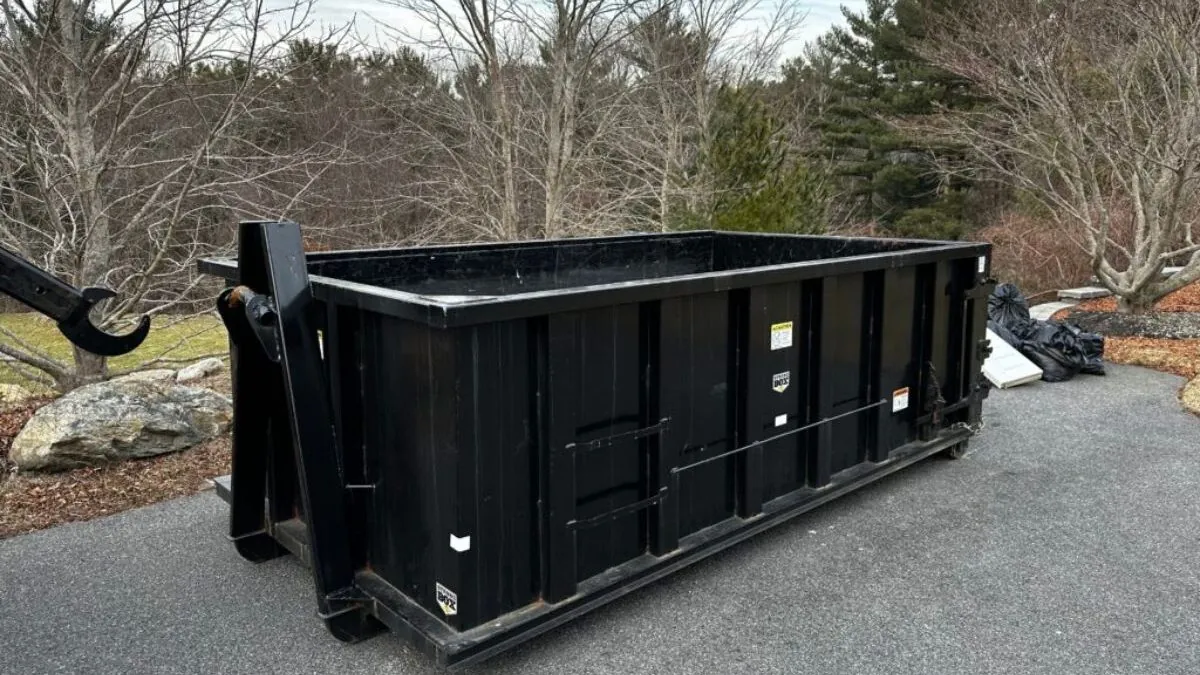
[815,0,981,238]
[677,86,828,234]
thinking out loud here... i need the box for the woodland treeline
[2,0,1198,388]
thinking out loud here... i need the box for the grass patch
[0,313,228,390]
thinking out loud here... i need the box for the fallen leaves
[1104,337,1200,380]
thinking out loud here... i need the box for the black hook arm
[0,247,151,357]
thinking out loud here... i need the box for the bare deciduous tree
[0,0,346,389]
[918,0,1200,312]
[619,0,803,227]
[377,0,528,240]
[522,0,638,238]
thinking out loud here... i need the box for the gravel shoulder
[1,364,1199,675]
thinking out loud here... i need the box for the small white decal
[774,413,788,427]
[770,321,794,350]
[772,371,791,393]
[436,582,458,616]
[450,534,471,553]
[977,255,987,274]
[893,387,910,413]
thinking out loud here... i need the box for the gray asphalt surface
[2,364,1198,675]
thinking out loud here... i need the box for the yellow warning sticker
[770,321,793,350]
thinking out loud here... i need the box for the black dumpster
[202,222,993,667]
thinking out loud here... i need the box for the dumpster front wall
[334,255,986,632]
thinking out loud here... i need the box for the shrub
[890,207,966,240]
[974,211,1092,297]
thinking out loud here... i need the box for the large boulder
[10,373,232,472]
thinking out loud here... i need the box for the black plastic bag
[1019,343,1076,382]
[986,283,1106,382]
[989,318,1075,381]
[986,319,1020,349]
[1064,323,1106,376]
[988,283,1031,327]
[1024,321,1085,382]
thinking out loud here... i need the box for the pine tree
[815,0,981,238]
[676,86,828,234]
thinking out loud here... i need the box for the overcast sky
[300,1,866,61]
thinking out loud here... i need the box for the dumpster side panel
[455,319,539,628]
[360,315,540,632]
[543,306,647,585]
[362,314,455,623]
[659,292,737,539]
[819,274,869,477]
[744,282,808,508]
[876,266,920,455]
[944,258,976,423]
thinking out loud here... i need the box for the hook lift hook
[0,246,150,357]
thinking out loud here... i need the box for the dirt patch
[1,398,230,540]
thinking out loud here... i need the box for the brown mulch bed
[1052,280,1200,318]
[0,397,231,540]
[1103,337,1200,380]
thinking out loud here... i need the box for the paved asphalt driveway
[2,364,1199,675]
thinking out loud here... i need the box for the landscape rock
[10,372,232,472]
[176,358,224,383]
[1057,286,1113,300]
[121,369,177,382]
[0,383,36,407]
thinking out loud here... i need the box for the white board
[983,328,1043,389]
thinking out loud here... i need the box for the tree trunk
[492,64,520,240]
[58,0,113,388]
[1116,291,1155,314]
[543,48,566,239]
[71,345,108,387]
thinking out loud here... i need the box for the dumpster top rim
[200,230,989,327]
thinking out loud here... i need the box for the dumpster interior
[305,232,938,299]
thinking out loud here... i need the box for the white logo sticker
[772,371,790,393]
[436,582,458,616]
[892,387,910,413]
[774,413,788,427]
[450,534,471,553]
[770,322,793,350]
